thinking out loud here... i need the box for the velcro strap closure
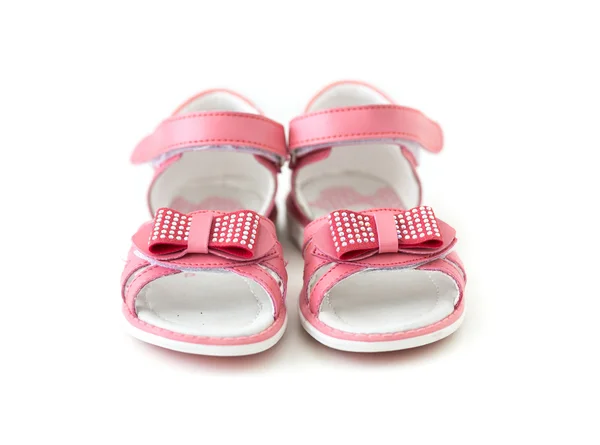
[131,112,288,165]
[289,105,443,159]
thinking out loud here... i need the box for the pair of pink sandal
[121,81,466,356]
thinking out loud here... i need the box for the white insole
[150,149,275,215]
[299,169,404,219]
[294,143,420,221]
[167,173,264,213]
[318,269,458,334]
[135,271,274,337]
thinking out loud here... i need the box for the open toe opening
[294,81,421,220]
[315,269,459,334]
[149,90,276,215]
[135,270,275,338]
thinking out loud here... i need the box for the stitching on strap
[153,138,283,154]
[290,105,437,123]
[293,131,433,145]
[165,112,284,126]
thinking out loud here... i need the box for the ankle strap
[288,105,443,165]
[131,111,288,166]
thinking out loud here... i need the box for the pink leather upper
[300,207,465,318]
[121,209,288,343]
[131,111,288,165]
[288,104,443,155]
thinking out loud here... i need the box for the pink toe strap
[418,256,466,306]
[304,257,465,316]
[123,265,181,314]
[302,207,465,315]
[131,111,288,166]
[289,104,443,163]
[307,263,363,314]
[121,209,288,321]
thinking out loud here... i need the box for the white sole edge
[126,316,287,356]
[299,310,464,353]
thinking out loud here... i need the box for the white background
[1,1,599,443]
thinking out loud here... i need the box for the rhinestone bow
[328,206,443,260]
[148,208,260,259]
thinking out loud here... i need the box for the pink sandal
[287,81,466,352]
[121,90,288,355]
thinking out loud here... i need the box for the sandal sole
[124,315,287,356]
[299,309,464,353]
